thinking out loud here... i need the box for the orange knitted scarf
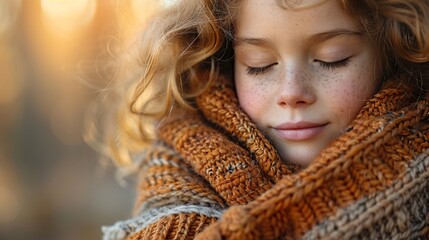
[102,75,429,240]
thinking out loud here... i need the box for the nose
[277,66,316,108]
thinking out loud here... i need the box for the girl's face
[234,0,380,167]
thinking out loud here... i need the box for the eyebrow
[309,28,363,42]
[234,37,273,48]
[234,28,363,47]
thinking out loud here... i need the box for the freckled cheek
[327,70,374,122]
[236,81,270,120]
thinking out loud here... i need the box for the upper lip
[273,121,328,130]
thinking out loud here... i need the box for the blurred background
[0,0,172,239]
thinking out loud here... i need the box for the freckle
[258,81,267,89]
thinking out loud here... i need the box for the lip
[273,121,328,141]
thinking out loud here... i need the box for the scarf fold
[157,75,429,239]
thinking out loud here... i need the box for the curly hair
[88,0,429,167]
[337,0,429,96]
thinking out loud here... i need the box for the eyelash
[245,58,351,76]
[317,58,350,70]
[246,63,276,76]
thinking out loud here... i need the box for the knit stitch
[302,152,429,239]
[102,75,429,240]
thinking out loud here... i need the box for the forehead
[235,0,359,39]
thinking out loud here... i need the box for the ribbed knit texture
[102,75,429,240]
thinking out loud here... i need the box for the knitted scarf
[102,75,429,240]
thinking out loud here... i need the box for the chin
[281,154,315,168]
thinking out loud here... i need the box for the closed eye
[316,57,350,70]
[246,63,277,76]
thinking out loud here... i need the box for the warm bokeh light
[0,1,163,239]
[110,0,177,48]
[131,0,177,23]
[40,0,97,34]
[0,0,22,35]
[163,0,176,7]
[131,0,162,24]
[0,45,24,106]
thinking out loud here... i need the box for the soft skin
[234,0,380,167]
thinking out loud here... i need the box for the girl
[100,0,429,239]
